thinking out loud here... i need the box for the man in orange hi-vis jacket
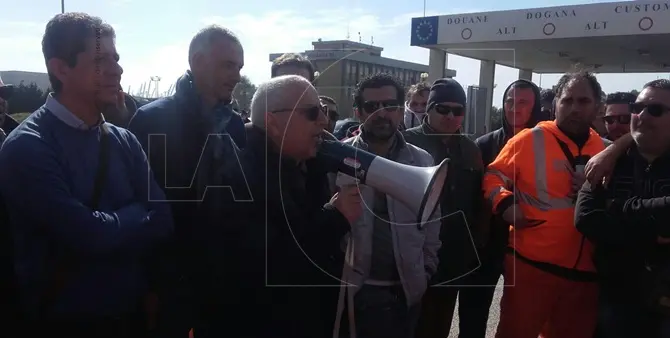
[483,70,608,338]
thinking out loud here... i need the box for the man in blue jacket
[128,24,246,338]
[0,13,173,338]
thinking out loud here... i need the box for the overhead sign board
[410,1,670,45]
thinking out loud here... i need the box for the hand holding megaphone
[330,184,362,224]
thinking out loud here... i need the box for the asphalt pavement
[447,277,504,338]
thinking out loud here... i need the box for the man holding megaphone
[330,74,442,338]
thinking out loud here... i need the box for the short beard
[361,125,395,143]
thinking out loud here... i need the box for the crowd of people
[0,11,669,338]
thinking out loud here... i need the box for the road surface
[447,277,504,338]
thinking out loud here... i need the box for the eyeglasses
[434,104,465,116]
[603,115,631,125]
[272,104,326,121]
[630,102,670,117]
[362,100,401,113]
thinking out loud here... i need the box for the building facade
[270,39,457,117]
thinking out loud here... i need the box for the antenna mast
[358,32,362,43]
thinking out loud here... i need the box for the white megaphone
[317,139,449,227]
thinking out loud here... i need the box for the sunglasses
[272,104,326,122]
[630,102,670,117]
[362,100,401,113]
[434,104,465,116]
[603,115,631,125]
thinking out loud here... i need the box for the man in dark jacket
[197,74,360,338]
[575,79,670,338]
[128,25,246,338]
[404,78,486,338]
[470,79,543,336]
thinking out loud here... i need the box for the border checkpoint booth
[410,1,670,136]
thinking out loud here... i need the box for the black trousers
[351,284,421,338]
[416,253,503,338]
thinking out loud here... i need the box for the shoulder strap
[90,123,111,209]
[553,135,576,170]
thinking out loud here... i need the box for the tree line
[5,78,640,128]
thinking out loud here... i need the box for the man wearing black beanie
[403,78,487,338]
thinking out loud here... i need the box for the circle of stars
[415,20,434,42]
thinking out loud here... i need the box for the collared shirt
[45,93,104,130]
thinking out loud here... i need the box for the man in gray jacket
[332,73,441,338]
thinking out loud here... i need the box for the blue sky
[1,0,666,106]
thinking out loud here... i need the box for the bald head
[250,75,318,129]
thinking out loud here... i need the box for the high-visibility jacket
[483,121,607,273]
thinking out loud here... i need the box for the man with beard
[576,78,670,338]
[128,25,246,338]
[199,75,360,338]
[602,92,636,142]
[402,82,429,130]
[484,71,607,338]
[332,73,441,338]
[403,78,486,338]
[0,75,19,137]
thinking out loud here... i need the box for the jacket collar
[348,130,416,165]
[245,124,300,170]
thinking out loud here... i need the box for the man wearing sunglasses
[602,92,636,142]
[197,74,360,338]
[333,73,441,338]
[404,78,487,338]
[576,79,670,338]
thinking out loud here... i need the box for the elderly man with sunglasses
[576,79,670,338]
[402,78,486,338]
[195,74,361,338]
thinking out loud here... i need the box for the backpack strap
[37,123,111,318]
[553,135,576,170]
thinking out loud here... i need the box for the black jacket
[403,123,485,284]
[127,71,246,334]
[474,80,545,261]
[575,145,670,301]
[195,125,349,337]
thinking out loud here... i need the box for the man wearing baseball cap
[403,78,487,338]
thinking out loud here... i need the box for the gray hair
[250,75,314,129]
[188,25,239,65]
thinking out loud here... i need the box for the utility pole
[61,0,64,13]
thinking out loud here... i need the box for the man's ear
[265,112,280,139]
[47,58,70,88]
